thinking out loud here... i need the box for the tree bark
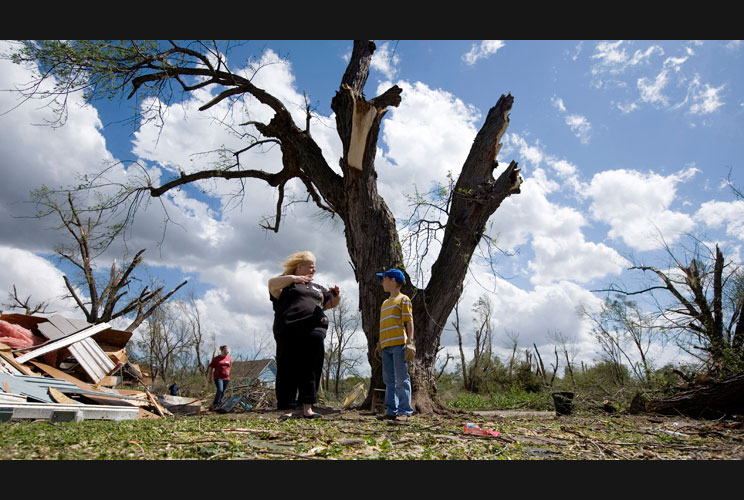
[327,42,521,413]
[645,371,744,419]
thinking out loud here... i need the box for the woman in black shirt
[268,251,340,419]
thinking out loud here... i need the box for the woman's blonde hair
[280,251,316,275]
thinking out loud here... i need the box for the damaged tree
[646,370,744,419]
[599,238,744,417]
[9,40,522,413]
[323,297,363,397]
[454,295,496,393]
[604,241,744,377]
[4,285,54,316]
[31,188,187,332]
[581,298,658,386]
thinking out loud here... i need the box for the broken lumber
[48,387,81,405]
[0,349,37,376]
[646,371,744,419]
[145,388,171,417]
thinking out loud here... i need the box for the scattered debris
[159,394,201,415]
[0,313,177,422]
[602,400,617,413]
[216,394,244,414]
[627,392,648,415]
[645,371,744,419]
[463,422,501,436]
[342,382,367,409]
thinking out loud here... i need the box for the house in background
[230,359,277,388]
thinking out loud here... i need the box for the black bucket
[552,391,575,415]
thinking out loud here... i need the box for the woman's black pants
[274,324,326,409]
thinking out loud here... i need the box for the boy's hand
[375,342,382,359]
[405,339,416,362]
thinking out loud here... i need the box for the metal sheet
[67,337,116,383]
[1,402,139,421]
[15,323,111,364]
[40,315,117,384]
[0,373,142,404]
[0,372,56,403]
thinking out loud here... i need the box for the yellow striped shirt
[379,293,413,348]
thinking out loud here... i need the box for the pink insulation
[0,320,47,349]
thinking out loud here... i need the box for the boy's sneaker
[398,414,414,422]
[376,414,397,421]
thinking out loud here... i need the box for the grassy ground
[2,400,743,460]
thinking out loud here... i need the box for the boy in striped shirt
[375,268,415,420]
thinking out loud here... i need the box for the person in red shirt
[207,345,232,410]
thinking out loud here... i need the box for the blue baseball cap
[376,269,405,284]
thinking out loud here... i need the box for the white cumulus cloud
[371,42,401,80]
[694,200,744,240]
[587,168,699,251]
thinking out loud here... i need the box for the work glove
[405,338,416,362]
[375,342,382,360]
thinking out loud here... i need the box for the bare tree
[178,289,208,375]
[454,295,496,392]
[597,238,744,377]
[323,297,363,396]
[452,300,470,390]
[3,285,55,315]
[503,329,520,380]
[726,170,743,200]
[29,189,187,331]
[580,299,657,385]
[533,342,559,389]
[8,40,522,412]
[435,345,455,381]
[132,297,193,385]
[548,329,580,389]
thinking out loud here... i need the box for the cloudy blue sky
[1,40,742,376]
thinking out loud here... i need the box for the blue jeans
[381,344,414,416]
[212,378,229,407]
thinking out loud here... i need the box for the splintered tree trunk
[329,42,521,413]
[646,371,744,419]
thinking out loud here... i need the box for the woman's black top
[270,281,334,334]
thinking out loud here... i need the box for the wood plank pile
[232,379,277,410]
[0,313,177,422]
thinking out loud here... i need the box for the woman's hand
[324,285,341,309]
[292,274,313,284]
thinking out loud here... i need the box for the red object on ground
[463,422,501,437]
